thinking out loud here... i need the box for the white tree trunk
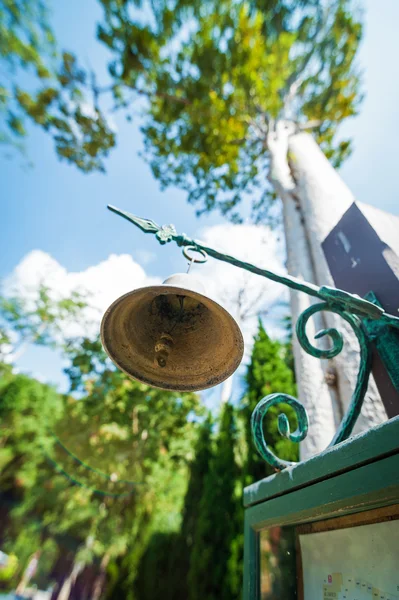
[288,132,387,432]
[92,552,111,600]
[268,124,337,459]
[267,124,386,458]
[56,560,83,600]
[282,191,339,459]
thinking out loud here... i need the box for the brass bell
[100,272,244,392]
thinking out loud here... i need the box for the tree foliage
[0,282,203,597]
[242,320,298,484]
[0,374,63,491]
[1,0,363,222]
[0,284,87,362]
[0,0,116,169]
[188,402,241,600]
[0,352,203,595]
[133,415,213,600]
[241,320,298,599]
[0,0,55,152]
[137,0,362,223]
[0,280,300,597]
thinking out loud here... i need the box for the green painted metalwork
[108,205,399,322]
[243,418,399,600]
[251,303,372,468]
[244,415,399,507]
[363,291,399,392]
[107,204,399,470]
[251,393,309,470]
[297,303,372,446]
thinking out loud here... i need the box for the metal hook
[183,246,208,273]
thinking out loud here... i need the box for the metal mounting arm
[108,204,399,470]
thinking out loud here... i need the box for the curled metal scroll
[251,302,373,470]
[251,393,308,470]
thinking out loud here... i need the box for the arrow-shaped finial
[107,205,160,234]
[107,205,179,244]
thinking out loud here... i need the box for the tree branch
[86,76,191,110]
[281,4,330,116]
[298,119,322,130]
[134,86,191,106]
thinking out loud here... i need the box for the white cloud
[4,224,288,396]
[134,249,157,266]
[195,223,288,358]
[4,250,160,340]
[5,225,286,352]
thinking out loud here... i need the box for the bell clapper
[154,333,174,368]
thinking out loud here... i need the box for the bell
[100,273,244,392]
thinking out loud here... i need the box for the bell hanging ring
[101,268,244,392]
[183,245,208,268]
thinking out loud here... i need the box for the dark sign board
[322,202,399,417]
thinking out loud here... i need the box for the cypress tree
[241,320,298,599]
[178,416,213,597]
[130,531,181,600]
[188,403,240,600]
[133,416,213,600]
[242,320,298,484]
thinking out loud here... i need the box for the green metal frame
[243,416,399,600]
[363,291,399,392]
[108,204,399,470]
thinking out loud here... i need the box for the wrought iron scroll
[108,205,399,470]
[251,394,309,470]
[251,303,373,469]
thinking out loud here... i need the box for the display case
[243,416,399,600]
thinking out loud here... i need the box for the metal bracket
[363,291,399,393]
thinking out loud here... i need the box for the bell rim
[100,284,244,392]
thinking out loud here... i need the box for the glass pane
[260,525,297,599]
[298,517,399,599]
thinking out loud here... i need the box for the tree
[1,0,378,454]
[242,320,298,484]
[0,371,66,592]
[53,335,203,599]
[4,1,361,186]
[124,416,213,600]
[0,356,202,598]
[241,321,298,599]
[0,374,64,491]
[179,416,213,580]
[0,284,87,362]
[0,0,116,169]
[188,403,241,600]
[129,531,183,600]
[0,280,203,598]
[0,0,56,156]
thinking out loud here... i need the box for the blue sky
[1,0,399,392]
[2,0,399,278]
